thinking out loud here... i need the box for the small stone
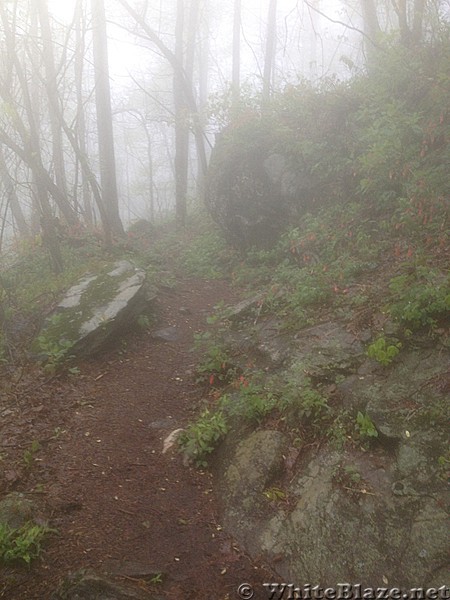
[152,326,179,342]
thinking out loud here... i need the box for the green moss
[32,262,141,361]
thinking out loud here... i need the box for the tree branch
[303,0,382,49]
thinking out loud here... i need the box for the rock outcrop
[216,316,450,588]
[33,260,155,360]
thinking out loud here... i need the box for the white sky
[45,0,360,85]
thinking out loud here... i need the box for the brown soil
[0,276,275,599]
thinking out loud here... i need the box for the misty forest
[0,0,449,598]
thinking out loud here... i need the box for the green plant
[35,315,75,373]
[437,451,450,482]
[0,522,53,565]
[194,332,234,385]
[333,463,363,487]
[355,411,378,440]
[68,366,80,376]
[278,370,329,424]
[388,269,450,330]
[327,411,352,449]
[263,486,286,502]
[221,379,277,423]
[182,228,231,279]
[23,440,41,469]
[178,408,228,467]
[136,314,151,329]
[149,573,163,584]
[367,336,402,366]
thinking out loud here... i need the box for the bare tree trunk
[0,151,29,239]
[361,0,381,67]
[75,0,93,225]
[0,3,64,272]
[91,0,124,240]
[262,0,277,105]
[412,0,426,44]
[36,0,71,216]
[118,0,208,180]
[144,129,155,223]
[198,5,209,111]
[232,0,241,108]
[396,0,410,44]
[174,0,189,228]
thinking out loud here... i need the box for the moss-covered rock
[32,260,156,360]
[216,342,450,587]
[0,493,37,529]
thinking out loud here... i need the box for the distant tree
[0,149,29,239]
[0,2,65,272]
[232,0,241,108]
[263,0,277,104]
[174,0,190,228]
[91,0,125,240]
[117,0,208,227]
[74,0,94,225]
[36,0,69,204]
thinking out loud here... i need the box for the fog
[1,0,445,249]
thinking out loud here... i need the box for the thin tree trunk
[0,3,64,272]
[395,0,410,44]
[75,0,93,225]
[262,0,277,105]
[36,0,71,216]
[118,0,208,179]
[91,0,124,240]
[0,151,29,239]
[361,0,381,67]
[174,0,189,228]
[232,0,241,108]
[412,0,426,44]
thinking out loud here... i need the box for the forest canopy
[0,0,448,266]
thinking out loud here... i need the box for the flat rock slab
[51,572,156,599]
[33,260,156,359]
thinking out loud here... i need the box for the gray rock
[292,321,365,374]
[52,572,155,600]
[151,326,179,342]
[227,293,266,323]
[219,429,288,549]
[33,260,156,359]
[0,492,36,529]
[217,344,450,588]
[264,153,303,197]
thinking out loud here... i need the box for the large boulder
[206,125,294,250]
[33,260,155,359]
[216,336,450,588]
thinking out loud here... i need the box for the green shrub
[367,336,402,366]
[278,370,329,424]
[221,379,277,423]
[355,411,378,440]
[0,522,53,565]
[178,409,228,467]
[388,268,450,329]
[182,229,231,279]
[194,332,235,385]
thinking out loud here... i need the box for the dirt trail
[2,277,274,599]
